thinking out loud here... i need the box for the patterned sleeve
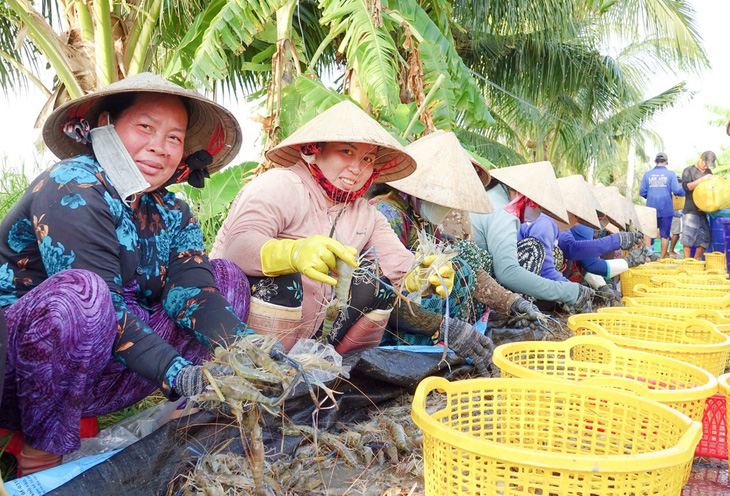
[162,201,254,350]
[29,159,185,397]
[371,199,412,247]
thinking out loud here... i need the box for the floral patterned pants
[0,259,249,455]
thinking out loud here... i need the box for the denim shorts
[680,213,711,249]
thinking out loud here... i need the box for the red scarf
[504,193,537,222]
[308,162,379,203]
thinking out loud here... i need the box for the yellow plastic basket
[620,267,688,297]
[598,306,730,335]
[633,283,730,297]
[493,336,718,421]
[623,294,730,310]
[567,313,730,376]
[704,252,728,273]
[650,274,730,288]
[411,377,701,496]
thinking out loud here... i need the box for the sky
[1,0,729,178]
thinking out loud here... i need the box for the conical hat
[556,175,601,229]
[462,147,492,187]
[43,72,242,175]
[388,131,493,213]
[635,205,658,236]
[590,185,626,228]
[266,100,415,183]
[490,161,568,223]
[622,197,642,231]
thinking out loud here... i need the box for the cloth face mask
[90,125,150,205]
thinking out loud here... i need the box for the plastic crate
[623,294,730,311]
[411,377,701,496]
[704,252,728,273]
[694,393,728,459]
[567,313,730,376]
[493,336,718,421]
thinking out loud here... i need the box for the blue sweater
[639,166,684,217]
[471,187,579,304]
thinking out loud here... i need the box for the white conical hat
[490,161,569,223]
[388,131,493,213]
[557,175,601,229]
[622,197,642,231]
[266,100,415,183]
[635,205,658,236]
[590,185,626,228]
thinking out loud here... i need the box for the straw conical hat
[388,131,493,213]
[590,185,626,228]
[634,205,658,236]
[462,147,492,187]
[266,100,415,183]
[490,161,569,223]
[622,197,642,231]
[43,72,242,175]
[556,175,601,229]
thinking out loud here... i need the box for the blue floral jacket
[0,155,251,397]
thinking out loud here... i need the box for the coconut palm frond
[319,0,401,112]
[165,0,289,89]
[388,0,493,128]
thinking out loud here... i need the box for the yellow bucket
[673,194,685,210]
[567,313,730,376]
[411,377,701,496]
[493,336,718,421]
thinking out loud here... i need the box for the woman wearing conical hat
[0,73,256,472]
[470,162,595,309]
[371,131,546,344]
[520,176,645,305]
[211,102,492,375]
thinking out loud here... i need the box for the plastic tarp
[48,347,469,496]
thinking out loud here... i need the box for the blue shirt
[639,166,684,217]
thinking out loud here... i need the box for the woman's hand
[172,364,234,398]
[405,255,455,298]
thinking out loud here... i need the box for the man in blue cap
[639,152,685,259]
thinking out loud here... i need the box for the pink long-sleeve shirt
[210,160,415,337]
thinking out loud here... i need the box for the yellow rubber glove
[260,235,358,286]
[404,255,455,298]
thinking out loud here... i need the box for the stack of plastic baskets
[411,377,701,496]
[567,313,730,376]
[707,373,729,459]
[493,336,718,422]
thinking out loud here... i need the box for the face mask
[420,200,451,226]
[523,204,542,222]
[90,125,150,206]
